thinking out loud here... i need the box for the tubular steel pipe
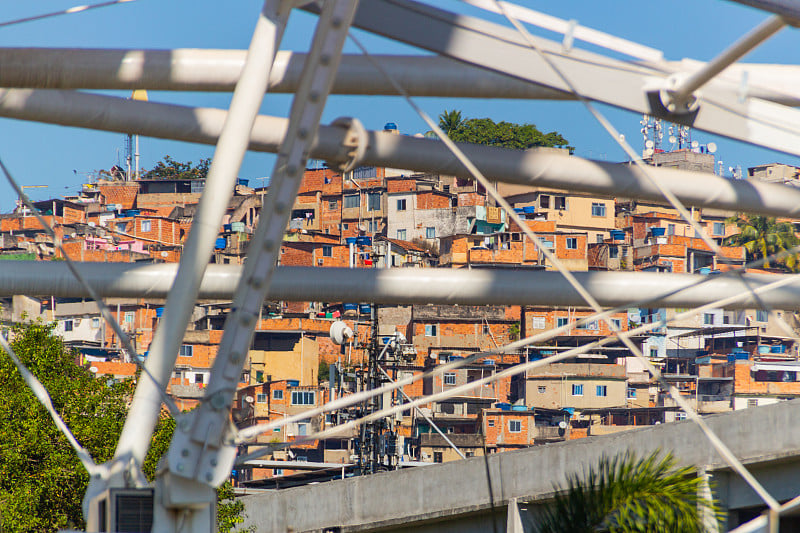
[2,89,800,218]
[3,261,800,310]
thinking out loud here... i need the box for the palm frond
[535,451,720,533]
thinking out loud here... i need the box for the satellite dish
[89,366,98,373]
[245,395,254,403]
[645,140,654,149]
[691,140,700,149]
[330,320,354,345]
[161,251,168,258]
[668,136,677,144]
[558,421,568,429]
[707,142,717,153]
[644,148,654,157]
[395,332,407,345]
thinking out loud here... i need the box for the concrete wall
[242,399,800,532]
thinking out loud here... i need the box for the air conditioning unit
[87,488,154,533]
[318,258,324,266]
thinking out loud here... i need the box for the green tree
[726,215,799,271]
[535,451,719,533]
[141,155,211,180]
[434,110,573,152]
[0,321,249,532]
[318,361,330,383]
[438,109,464,137]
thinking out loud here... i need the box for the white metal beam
[2,89,800,218]
[3,261,800,310]
[109,0,289,477]
[317,0,800,156]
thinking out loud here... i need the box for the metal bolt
[206,472,214,482]
[319,55,331,66]
[286,165,298,176]
[298,129,308,140]
[309,92,320,103]
[210,458,218,467]
[177,464,184,472]
[182,448,190,458]
[263,240,275,251]
[275,202,287,214]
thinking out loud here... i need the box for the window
[425,324,438,337]
[649,347,659,358]
[532,316,546,329]
[141,220,151,232]
[444,373,456,385]
[557,317,569,328]
[124,311,135,324]
[596,234,604,244]
[396,198,407,211]
[538,386,546,394]
[255,371,263,383]
[343,194,360,208]
[591,202,606,217]
[115,222,126,233]
[433,452,443,463]
[747,398,759,408]
[291,391,315,405]
[195,373,205,384]
[539,195,550,209]
[426,227,436,239]
[328,199,338,209]
[596,385,607,397]
[756,310,768,322]
[179,344,193,357]
[554,196,567,210]
[91,317,100,328]
[273,468,283,475]
[297,423,308,436]
[63,319,73,332]
[704,313,714,325]
[609,245,619,258]
[367,192,382,211]
[627,387,637,399]
[667,224,675,236]
[322,245,332,257]
[342,223,349,230]
[675,412,687,421]
[273,389,284,400]
[571,384,583,396]
[256,393,267,403]
[713,222,725,236]
[610,318,622,330]
[541,239,554,248]
[487,419,495,427]
[577,320,598,330]
[508,420,522,433]
[566,237,577,249]
[397,229,407,240]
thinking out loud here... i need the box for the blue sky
[0,0,798,211]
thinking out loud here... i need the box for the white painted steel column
[165,0,359,489]
[111,0,288,472]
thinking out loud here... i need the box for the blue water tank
[215,238,226,249]
[287,379,300,387]
[522,206,536,214]
[343,303,358,311]
[223,224,232,232]
[384,122,398,131]
[155,307,165,318]
[496,402,512,411]
[345,237,358,245]
[359,304,371,314]
[650,227,666,236]
[511,405,527,412]
[356,236,372,246]
[611,230,625,240]
[237,178,250,187]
